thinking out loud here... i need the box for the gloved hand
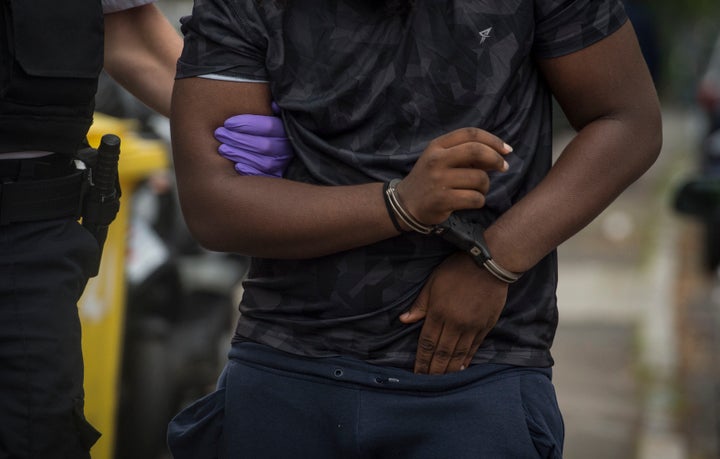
[214,103,294,177]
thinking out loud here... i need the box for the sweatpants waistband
[229,341,551,394]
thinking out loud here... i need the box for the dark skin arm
[171,81,510,258]
[399,21,662,374]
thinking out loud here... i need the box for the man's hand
[399,252,509,374]
[395,128,512,229]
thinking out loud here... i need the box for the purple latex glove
[214,103,294,177]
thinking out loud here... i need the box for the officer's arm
[103,4,182,117]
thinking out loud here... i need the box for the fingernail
[400,311,410,319]
[502,160,509,171]
[503,143,513,153]
[460,365,466,371]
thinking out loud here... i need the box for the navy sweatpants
[168,342,564,458]
[0,218,101,458]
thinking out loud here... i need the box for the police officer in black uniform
[0,1,181,457]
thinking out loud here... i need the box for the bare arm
[485,21,662,273]
[103,4,182,117]
[171,78,399,256]
[171,78,509,257]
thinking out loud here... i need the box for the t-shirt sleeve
[176,0,269,81]
[102,0,156,14]
[533,0,628,59]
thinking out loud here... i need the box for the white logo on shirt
[479,27,492,44]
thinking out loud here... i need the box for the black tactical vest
[0,0,104,155]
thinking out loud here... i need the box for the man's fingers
[442,169,491,194]
[446,333,476,373]
[442,142,510,172]
[414,316,483,375]
[418,173,489,213]
[420,327,484,375]
[431,127,513,156]
[399,287,430,324]
[427,325,468,375]
[413,316,443,374]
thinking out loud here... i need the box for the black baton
[82,134,121,275]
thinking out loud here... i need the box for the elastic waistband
[229,342,550,394]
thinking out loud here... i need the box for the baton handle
[92,134,121,203]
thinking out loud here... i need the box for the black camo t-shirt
[177,0,627,369]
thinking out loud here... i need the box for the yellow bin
[78,113,169,459]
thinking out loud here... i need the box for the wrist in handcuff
[384,179,434,234]
[381,180,522,283]
[432,217,522,283]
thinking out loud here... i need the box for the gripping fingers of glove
[226,149,293,177]
[222,113,287,137]
[214,127,293,157]
[214,117,295,177]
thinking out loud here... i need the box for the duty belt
[0,157,85,225]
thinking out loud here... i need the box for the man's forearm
[484,114,661,275]
[482,22,662,276]
[177,171,400,258]
[172,77,511,260]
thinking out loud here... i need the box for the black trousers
[0,218,101,459]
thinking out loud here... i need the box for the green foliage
[631,0,720,102]
[650,0,720,20]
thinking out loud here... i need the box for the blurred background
[80,0,720,458]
